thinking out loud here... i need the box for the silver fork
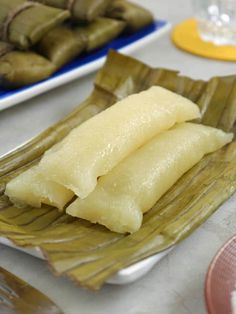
[0,266,63,314]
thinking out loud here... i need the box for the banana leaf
[33,0,112,22]
[37,25,86,69]
[106,0,154,32]
[0,48,56,88]
[0,0,70,49]
[0,41,13,57]
[0,50,236,290]
[75,17,126,52]
[71,0,112,22]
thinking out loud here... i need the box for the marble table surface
[0,1,236,313]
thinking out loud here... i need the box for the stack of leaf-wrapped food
[0,0,154,88]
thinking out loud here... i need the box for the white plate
[0,20,171,112]
[0,237,172,285]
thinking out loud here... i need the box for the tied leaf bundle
[37,25,86,69]
[75,17,126,52]
[106,0,154,31]
[0,41,55,88]
[0,0,154,88]
[38,17,126,68]
[2,50,235,290]
[33,0,112,22]
[0,0,70,49]
[0,17,126,87]
[0,41,13,57]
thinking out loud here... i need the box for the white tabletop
[0,1,236,313]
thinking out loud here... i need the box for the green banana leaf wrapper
[0,44,56,88]
[106,0,154,32]
[75,17,126,52]
[33,0,112,22]
[0,41,13,57]
[37,18,125,68]
[37,25,86,69]
[0,0,70,49]
[0,50,236,290]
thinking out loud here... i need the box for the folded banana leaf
[34,0,112,22]
[106,0,154,32]
[0,41,13,57]
[0,46,56,88]
[75,17,126,52]
[0,0,70,49]
[37,25,86,69]
[0,50,236,290]
[71,0,112,22]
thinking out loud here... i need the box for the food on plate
[33,0,112,22]
[0,48,56,88]
[37,17,125,68]
[0,16,125,86]
[0,0,154,88]
[0,0,70,49]
[37,25,86,69]
[1,50,236,290]
[5,86,200,208]
[75,18,126,52]
[106,0,154,31]
[67,123,233,233]
[0,41,13,57]
[70,0,112,21]
[5,166,74,209]
[37,86,200,199]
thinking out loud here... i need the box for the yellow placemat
[172,18,236,61]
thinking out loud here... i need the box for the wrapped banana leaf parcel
[37,17,125,68]
[106,0,154,31]
[33,0,112,22]
[0,0,70,49]
[0,41,13,57]
[37,25,87,69]
[0,41,55,88]
[0,17,128,88]
[74,17,126,52]
[1,51,236,289]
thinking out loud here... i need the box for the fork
[0,266,63,314]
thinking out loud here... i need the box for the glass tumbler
[193,0,236,45]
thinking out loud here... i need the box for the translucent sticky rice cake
[5,86,200,209]
[5,165,73,210]
[38,86,200,199]
[66,123,233,233]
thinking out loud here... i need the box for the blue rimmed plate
[0,20,171,111]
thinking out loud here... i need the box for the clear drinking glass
[193,0,236,45]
